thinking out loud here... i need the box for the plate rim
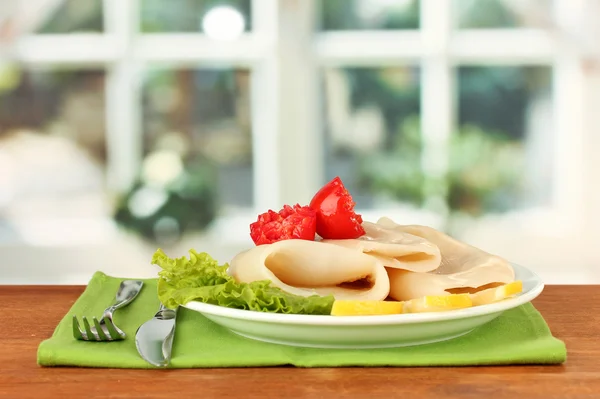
[183,263,544,326]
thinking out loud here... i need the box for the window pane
[454,66,553,214]
[323,67,422,209]
[319,0,420,31]
[140,0,252,34]
[455,0,554,29]
[36,0,103,33]
[140,67,252,220]
[0,68,107,244]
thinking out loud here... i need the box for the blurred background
[1,0,599,284]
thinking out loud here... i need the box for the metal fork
[72,280,144,341]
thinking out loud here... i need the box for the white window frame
[4,0,599,284]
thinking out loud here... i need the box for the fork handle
[107,280,144,312]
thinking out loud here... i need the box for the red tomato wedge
[250,204,317,246]
[309,176,365,239]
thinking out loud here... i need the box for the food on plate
[152,176,524,316]
[152,248,334,314]
[331,300,403,316]
[309,176,366,239]
[404,293,472,313]
[328,282,523,315]
[323,221,441,273]
[469,281,523,306]
[376,217,515,301]
[229,239,390,301]
[249,204,316,245]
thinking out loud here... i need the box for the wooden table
[1,285,598,399]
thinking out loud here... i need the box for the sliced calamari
[229,239,390,301]
[323,221,441,273]
[377,217,515,301]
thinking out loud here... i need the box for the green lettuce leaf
[152,248,334,315]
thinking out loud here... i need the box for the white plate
[183,263,544,349]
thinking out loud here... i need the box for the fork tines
[72,316,122,341]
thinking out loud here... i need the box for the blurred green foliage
[140,0,252,32]
[37,0,103,33]
[456,0,522,28]
[320,0,419,30]
[322,0,551,215]
[357,116,524,216]
[113,158,218,244]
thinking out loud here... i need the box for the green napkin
[38,271,566,368]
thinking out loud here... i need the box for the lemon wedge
[331,300,404,316]
[470,280,523,306]
[405,293,472,313]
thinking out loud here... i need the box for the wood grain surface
[0,285,598,399]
